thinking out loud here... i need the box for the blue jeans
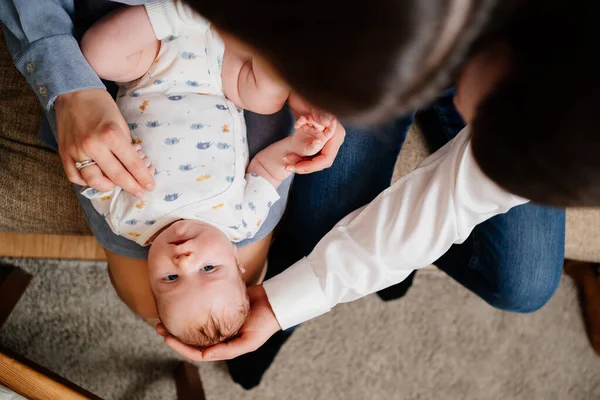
[267,90,566,315]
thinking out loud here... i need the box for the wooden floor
[0,232,106,260]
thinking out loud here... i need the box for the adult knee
[484,258,563,313]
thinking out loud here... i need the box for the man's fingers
[323,118,338,141]
[291,154,332,173]
[294,127,345,173]
[202,333,262,361]
[156,323,168,337]
[163,336,207,362]
[283,153,304,171]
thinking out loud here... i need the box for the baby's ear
[232,244,246,274]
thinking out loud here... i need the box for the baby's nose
[173,252,193,267]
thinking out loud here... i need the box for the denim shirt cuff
[14,34,105,110]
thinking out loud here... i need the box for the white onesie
[83,1,280,246]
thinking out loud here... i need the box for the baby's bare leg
[81,5,160,82]
[105,250,159,325]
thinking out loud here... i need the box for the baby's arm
[221,47,290,115]
[81,5,160,82]
[247,117,339,188]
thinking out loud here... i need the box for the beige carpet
[1,258,599,400]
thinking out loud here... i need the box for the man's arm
[0,0,105,110]
[263,127,529,329]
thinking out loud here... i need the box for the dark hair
[471,0,600,206]
[184,0,516,123]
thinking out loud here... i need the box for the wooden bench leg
[564,260,600,356]
[174,362,206,400]
[0,265,32,329]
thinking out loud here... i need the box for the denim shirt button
[25,62,34,74]
[37,85,48,97]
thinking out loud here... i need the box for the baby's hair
[176,300,251,348]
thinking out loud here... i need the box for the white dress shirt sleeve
[263,127,529,329]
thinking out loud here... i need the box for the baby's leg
[81,5,160,82]
[105,250,159,326]
[239,233,273,286]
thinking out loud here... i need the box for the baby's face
[148,220,247,337]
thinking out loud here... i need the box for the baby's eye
[163,274,179,282]
[202,265,215,273]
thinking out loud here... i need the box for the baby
[80,1,340,347]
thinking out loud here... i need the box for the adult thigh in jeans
[418,90,566,312]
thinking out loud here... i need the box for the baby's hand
[284,116,345,174]
[290,115,337,157]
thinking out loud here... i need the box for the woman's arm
[81,5,160,82]
[0,0,156,197]
[0,0,104,110]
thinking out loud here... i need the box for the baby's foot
[290,115,337,157]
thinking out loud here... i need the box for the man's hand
[55,88,155,197]
[156,285,281,361]
[284,118,345,174]
[286,92,346,174]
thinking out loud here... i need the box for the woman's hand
[156,285,281,361]
[55,88,155,197]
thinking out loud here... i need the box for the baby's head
[148,220,250,347]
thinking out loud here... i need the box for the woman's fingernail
[285,165,295,172]
[146,183,154,191]
[283,156,291,163]
[135,191,145,199]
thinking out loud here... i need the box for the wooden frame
[0,232,106,260]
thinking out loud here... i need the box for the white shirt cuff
[263,258,331,330]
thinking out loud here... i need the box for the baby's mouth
[169,239,190,246]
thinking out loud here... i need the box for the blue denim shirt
[0,0,150,146]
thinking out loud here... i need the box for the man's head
[186,0,515,123]
[148,220,250,347]
[468,0,600,206]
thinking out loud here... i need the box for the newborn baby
[80,1,340,347]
